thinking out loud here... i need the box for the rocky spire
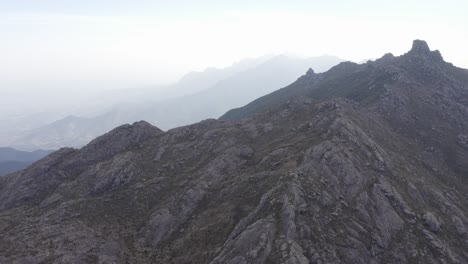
[405,39,444,62]
[410,39,431,54]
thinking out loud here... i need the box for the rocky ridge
[0,41,467,263]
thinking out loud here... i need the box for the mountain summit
[0,40,467,263]
[410,39,431,53]
[405,39,444,63]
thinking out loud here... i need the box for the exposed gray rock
[423,212,442,232]
[0,40,467,263]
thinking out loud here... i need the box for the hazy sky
[1,0,467,89]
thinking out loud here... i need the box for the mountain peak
[404,39,444,62]
[79,120,162,162]
[410,39,431,54]
[131,120,155,129]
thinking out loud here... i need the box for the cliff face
[0,41,467,263]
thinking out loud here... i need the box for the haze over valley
[2,54,343,150]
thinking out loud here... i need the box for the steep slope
[0,161,31,176]
[0,41,467,263]
[9,55,342,150]
[221,40,468,121]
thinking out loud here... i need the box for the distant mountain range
[8,55,343,150]
[0,147,53,176]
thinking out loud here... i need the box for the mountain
[158,55,276,98]
[132,55,343,129]
[8,114,130,151]
[0,161,31,176]
[0,56,268,150]
[0,147,53,176]
[0,40,467,263]
[9,55,343,150]
[221,40,468,121]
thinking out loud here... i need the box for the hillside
[0,40,467,263]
